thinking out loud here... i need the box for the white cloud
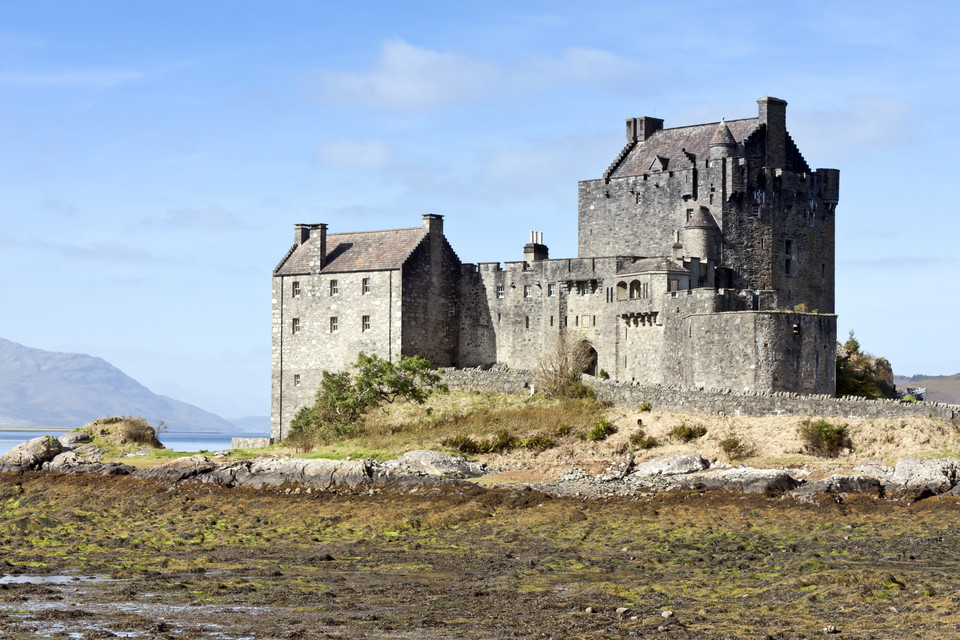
[312,39,652,113]
[0,68,144,88]
[154,206,240,231]
[315,138,390,169]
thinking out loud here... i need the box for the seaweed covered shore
[2,472,960,639]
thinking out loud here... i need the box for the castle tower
[708,120,737,160]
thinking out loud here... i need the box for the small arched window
[616,281,628,301]
[629,280,642,299]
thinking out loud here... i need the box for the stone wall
[271,269,404,441]
[438,368,959,423]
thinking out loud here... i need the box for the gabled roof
[274,227,428,276]
[617,256,691,276]
[611,117,759,178]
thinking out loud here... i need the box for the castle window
[497,284,504,299]
[523,285,532,298]
[547,283,557,297]
[449,304,456,316]
[497,313,501,323]
[617,282,628,301]
[362,315,370,332]
[294,374,301,386]
[362,278,371,294]
[629,280,641,299]
[575,315,579,326]
[292,281,300,298]
[784,240,793,276]
[330,317,338,333]
[550,315,554,327]
[292,318,300,334]
[525,316,530,329]
[330,280,339,296]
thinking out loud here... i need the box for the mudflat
[1,473,959,639]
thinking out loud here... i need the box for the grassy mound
[79,416,165,452]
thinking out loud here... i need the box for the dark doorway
[579,342,598,376]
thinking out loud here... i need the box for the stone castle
[271,97,839,440]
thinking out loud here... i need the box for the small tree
[288,353,446,444]
[533,332,595,399]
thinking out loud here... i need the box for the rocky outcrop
[631,453,709,478]
[200,457,371,490]
[134,455,216,482]
[790,475,884,498]
[379,450,485,479]
[0,436,64,472]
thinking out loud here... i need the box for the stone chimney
[422,213,444,235]
[625,116,664,143]
[524,231,548,262]
[295,223,327,267]
[758,96,787,168]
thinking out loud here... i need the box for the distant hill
[0,337,234,431]
[229,416,271,433]
[894,373,960,404]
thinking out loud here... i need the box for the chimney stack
[524,231,548,262]
[626,116,664,143]
[422,213,444,235]
[758,96,787,168]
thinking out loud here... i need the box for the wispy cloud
[312,39,654,113]
[315,138,391,169]
[147,206,241,231]
[0,233,168,264]
[0,68,144,88]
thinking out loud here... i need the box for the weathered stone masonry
[272,97,841,440]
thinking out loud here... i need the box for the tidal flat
[1,473,959,639]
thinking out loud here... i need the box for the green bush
[638,402,652,413]
[597,369,610,380]
[441,429,519,455]
[521,435,555,451]
[719,435,753,460]
[800,418,851,457]
[555,424,571,437]
[901,395,917,404]
[671,422,707,442]
[629,428,658,450]
[585,419,616,441]
[287,352,445,447]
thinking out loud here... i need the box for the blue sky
[1,1,958,420]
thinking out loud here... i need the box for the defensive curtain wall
[438,369,959,423]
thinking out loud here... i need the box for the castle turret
[683,206,720,263]
[708,119,737,160]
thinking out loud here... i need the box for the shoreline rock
[4,432,960,501]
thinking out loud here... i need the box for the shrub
[901,395,917,404]
[638,402,652,413]
[629,428,658,450]
[555,424,571,437]
[671,422,707,442]
[441,429,519,455]
[800,418,851,457]
[521,435,555,451]
[597,369,610,380]
[719,435,753,460]
[585,419,616,441]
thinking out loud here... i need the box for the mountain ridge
[0,337,235,431]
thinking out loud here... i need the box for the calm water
[0,429,264,458]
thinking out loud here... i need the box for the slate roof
[274,227,428,276]
[617,256,691,276]
[685,207,720,229]
[611,117,759,178]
